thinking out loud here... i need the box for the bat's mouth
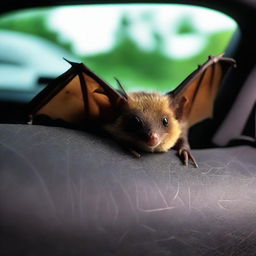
[141,143,161,152]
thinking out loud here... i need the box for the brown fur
[104,91,182,153]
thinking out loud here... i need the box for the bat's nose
[146,132,159,147]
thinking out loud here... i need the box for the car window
[0,4,238,99]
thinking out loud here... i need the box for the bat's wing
[28,60,127,125]
[168,54,236,127]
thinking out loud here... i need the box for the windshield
[0,4,238,97]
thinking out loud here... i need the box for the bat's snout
[146,132,159,147]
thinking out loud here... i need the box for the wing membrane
[169,55,235,126]
[28,60,127,125]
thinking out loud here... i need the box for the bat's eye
[162,117,168,127]
[131,115,143,128]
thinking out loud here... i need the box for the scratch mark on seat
[118,229,129,244]
[151,179,169,208]
[65,142,75,220]
[235,229,256,249]
[217,201,229,210]
[155,235,176,242]
[141,224,157,232]
[79,178,86,221]
[0,141,57,215]
[172,182,180,201]
[109,191,119,223]
[111,173,136,214]
[137,206,176,213]
[188,186,191,211]
[219,199,240,202]
[135,178,176,213]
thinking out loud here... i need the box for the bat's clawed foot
[130,148,141,158]
[178,148,198,168]
[125,146,141,158]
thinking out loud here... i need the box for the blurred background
[0,4,237,98]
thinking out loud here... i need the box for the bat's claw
[27,115,33,125]
[126,147,141,158]
[178,148,198,168]
[131,149,141,158]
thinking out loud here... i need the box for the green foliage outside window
[0,6,237,92]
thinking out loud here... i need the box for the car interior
[0,0,255,255]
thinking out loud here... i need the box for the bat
[27,54,236,167]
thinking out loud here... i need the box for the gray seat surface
[0,124,255,255]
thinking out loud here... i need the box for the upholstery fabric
[0,124,255,255]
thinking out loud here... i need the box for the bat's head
[104,92,182,152]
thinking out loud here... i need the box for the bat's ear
[28,60,127,125]
[114,78,129,99]
[171,95,188,120]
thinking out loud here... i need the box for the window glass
[0,4,238,97]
